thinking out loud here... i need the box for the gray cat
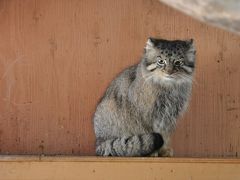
[93,37,196,157]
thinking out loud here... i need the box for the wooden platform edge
[0,156,240,180]
[0,155,240,163]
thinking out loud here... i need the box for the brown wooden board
[0,0,240,157]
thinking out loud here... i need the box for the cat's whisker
[142,74,154,86]
[142,72,154,79]
[175,73,194,83]
[192,77,198,86]
[181,74,197,85]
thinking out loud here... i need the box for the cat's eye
[174,60,183,66]
[157,57,166,66]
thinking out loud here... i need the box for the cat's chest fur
[149,85,190,133]
[134,82,191,134]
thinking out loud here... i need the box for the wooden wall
[0,0,239,157]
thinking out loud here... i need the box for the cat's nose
[164,66,173,74]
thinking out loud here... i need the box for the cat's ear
[185,39,196,62]
[145,37,155,50]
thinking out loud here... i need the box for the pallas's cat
[93,37,196,156]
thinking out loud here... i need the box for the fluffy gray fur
[93,37,196,157]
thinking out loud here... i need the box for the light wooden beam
[0,156,240,180]
[159,0,240,35]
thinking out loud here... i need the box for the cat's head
[142,37,196,85]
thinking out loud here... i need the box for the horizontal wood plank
[0,156,240,180]
[1,0,240,158]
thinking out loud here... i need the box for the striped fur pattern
[96,133,163,156]
[93,37,196,156]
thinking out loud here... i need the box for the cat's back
[99,64,138,103]
[94,64,138,137]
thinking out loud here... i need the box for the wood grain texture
[0,156,240,180]
[0,0,240,157]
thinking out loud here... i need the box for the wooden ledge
[0,156,240,180]
[0,155,240,163]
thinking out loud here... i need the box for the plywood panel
[0,0,240,157]
[0,156,240,180]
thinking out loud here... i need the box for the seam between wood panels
[0,156,240,164]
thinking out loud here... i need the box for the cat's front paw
[149,151,159,157]
[159,147,174,157]
[149,147,173,157]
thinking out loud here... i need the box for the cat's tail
[96,133,164,156]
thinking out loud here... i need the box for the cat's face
[143,37,196,85]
